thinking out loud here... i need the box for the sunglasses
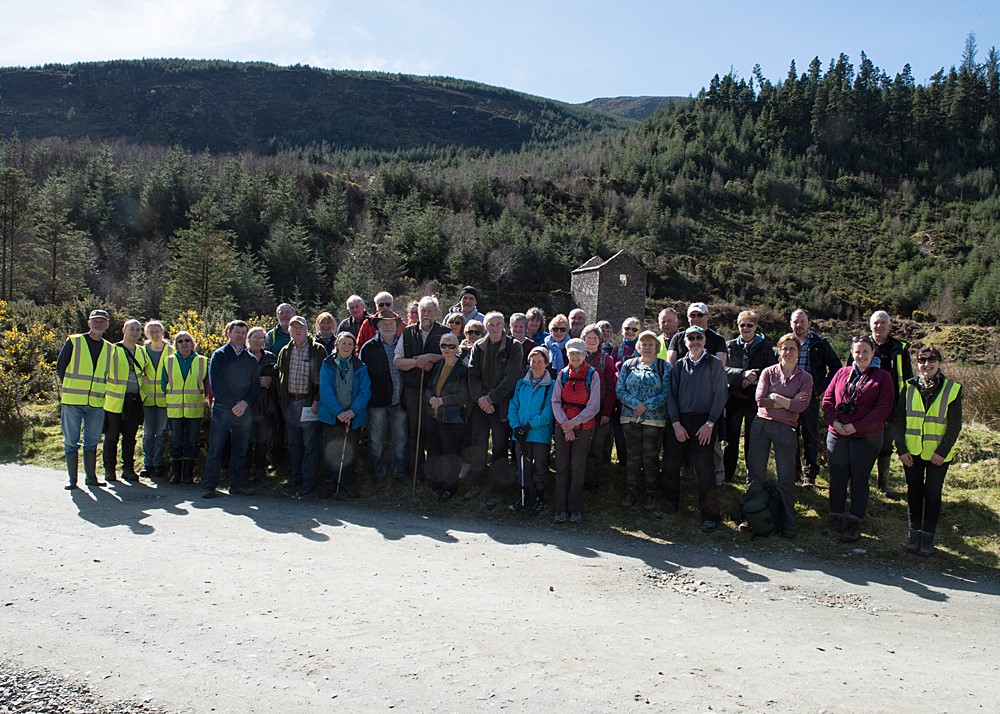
[916,356,939,364]
[551,327,567,332]
[377,302,392,308]
[686,334,705,341]
[176,338,192,344]
[441,344,458,350]
[623,327,638,333]
[739,323,756,329]
[466,329,483,336]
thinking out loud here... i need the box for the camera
[836,402,856,416]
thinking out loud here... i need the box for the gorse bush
[0,301,60,429]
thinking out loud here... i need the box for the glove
[512,425,530,442]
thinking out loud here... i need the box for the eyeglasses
[916,356,939,364]
[623,327,638,333]
[176,338,192,344]
[440,344,458,350]
[739,323,756,329]
[551,327,567,333]
[466,329,483,336]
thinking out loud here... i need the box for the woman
[543,314,571,372]
[551,339,601,524]
[894,347,963,556]
[162,331,208,485]
[424,332,470,502]
[581,323,616,491]
[508,346,554,514]
[597,320,616,357]
[318,331,371,498]
[246,326,278,484]
[139,320,173,479]
[314,311,338,355]
[724,310,777,484]
[616,331,670,509]
[459,320,484,366]
[611,316,642,470]
[821,335,894,543]
[444,312,465,340]
[406,300,420,326]
[747,333,814,537]
[526,307,548,345]
[508,312,534,372]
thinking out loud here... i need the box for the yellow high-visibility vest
[60,334,112,408]
[104,344,150,414]
[142,343,175,407]
[903,378,960,462]
[164,354,208,419]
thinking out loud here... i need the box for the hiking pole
[518,435,527,508]
[412,367,426,495]
[335,418,351,496]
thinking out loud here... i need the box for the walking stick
[412,367,426,495]
[517,435,527,508]
[335,418,351,496]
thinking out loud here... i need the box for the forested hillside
[1,40,999,327]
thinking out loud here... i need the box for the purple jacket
[821,366,894,439]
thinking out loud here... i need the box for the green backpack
[738,481,783,537]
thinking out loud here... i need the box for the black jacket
[360,336,400,408]
[468,335,523,418]
[803,331,842,396]
[398,322,449,389]
[725,334,778,400]
[424,360,471,424]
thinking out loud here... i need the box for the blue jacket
[507,371,555,444]
[318,354,371,430]
[208,343,261,410]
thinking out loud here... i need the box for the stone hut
[570,250,647,329]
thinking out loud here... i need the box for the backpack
[559,365,595,390]
[621,356,666,382]
[738,481,784,537]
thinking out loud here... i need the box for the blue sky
[2,1,997,103]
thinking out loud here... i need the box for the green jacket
[275,338,327,408]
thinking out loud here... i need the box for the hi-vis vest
[165,354,208,419]
[903,378,960,462]
[60,334,112,408]
[104,344,151,414]
[890,340,909,399]
[142,343,175,407]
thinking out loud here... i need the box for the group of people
[57,290,962,554]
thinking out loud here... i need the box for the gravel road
[1,464,997,713]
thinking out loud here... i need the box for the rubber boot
[169,459,183,484]
[918,531,936,556]
[876,455,895,497]
[83,451,105,487]
[65,452,79,490]
[122,441,138,481]
[904,528,921,554]
[103,452,118,483]
[182,459,196,484]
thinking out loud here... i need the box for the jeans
[284,398,320,490]
[904,457,950,533]
[367,403,407,481]
[169,417,201,460]
[723,397,757,483]
[827,432,882,520]
[61,404,105,454]
[142,406,169,468]
[623,421,663,491]
[202,405,253,490]
[746,418,799,529]
[554,426,594,513]
[661,412,721,521]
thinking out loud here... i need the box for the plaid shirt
[287,342,311,395]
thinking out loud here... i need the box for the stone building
[570,250,647,329]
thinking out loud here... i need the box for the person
[581,323,616,492]
[543,314,571,372]
[405,300,420,326]
[852,311,913,496]
[508,312,534,372]
[337,295,368,338]
[612,316,643,469]
[318,331,371,499]
[616,331,671,509]
[551,338,601,523]
[424,332,471,502]
[746,334,814,538]
[162,331,208,485]
[656,308,679,361]
[723,311,777,484]
[395,296,448,485]
[57,309,113,489]
[449,285,486,324]
[275,315,327,498]
[525,307,548,345]
[459,320,484,366]
[245,326,278,484]
[507,345,554,514]
[103,318,150,482]
[662,326,729,532]
[790,308,843,487]
[266,303,295,353]
[597,320,615,357]
[466,311,522,507]
[355,291,400,355]
[821,336,894,543]
[568,308,587,339]
[444,312,465,340]
[314,311,338,354]
[139,320,173,479]
[360,309,408,489]
[201,320,261,499]
[894,347,963,556]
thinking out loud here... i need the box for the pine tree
[161,198,237,319]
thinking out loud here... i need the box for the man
[666,303,727,366]
[57,309,113,489]
[466,311,523,508]
[395,296,448,484]
[790,308,842,487]
[266,303,295,353]
[356,292,402,355]
[139,320,173,479]
[448,285,486,325]
[275,316,328,498]
[853,310,912,496]
[656,308,680,361]
[662,326,729,532]
[568,308,587,339]
[201,320,261,499]
[103,318,150,482]
[337,295,368,338]
[360,309,408,488]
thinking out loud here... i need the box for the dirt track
[1,464,997,713]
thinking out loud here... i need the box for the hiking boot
[700,519,717,533]
[904,528,921,554]
[182,459,196,485]
[530,495,546,516]
[484,491,504,509]
[839,518,862,543]
[438,490,454,503]
[643,492,658,512]
[918,531,937,556]
[822,514,845,537]
[462,484,481,501]
[169,460,183,484]
[553,511,567,524]
[230,484,255,496]
[801,475,816,488]
[569,511,583,523]
[621,488,637,509]
[200,488,216,499]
